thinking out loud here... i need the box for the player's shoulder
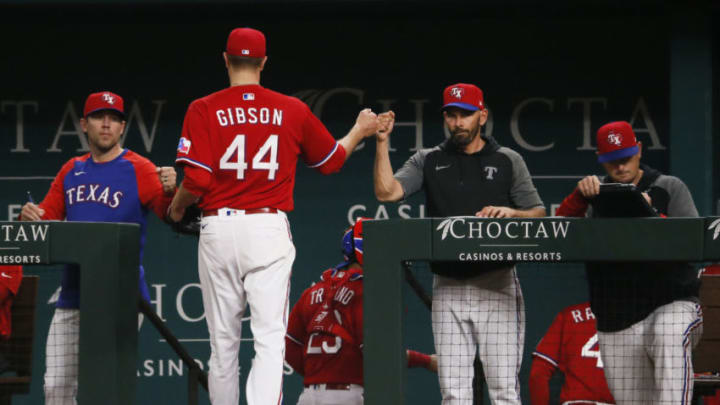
[122,149,154,165]
[653,173,687,189]
[188,88,235,110]
[413,144,443,162]
[263,88,312,113]
[121,150,157,172]
[496,145,526,163]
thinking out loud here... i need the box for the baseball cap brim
[597,145,639,163]
[442,102,480,112]
[85,107,125,119]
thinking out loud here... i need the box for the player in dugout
[530,301,615,405]
[19,91,177,405]
[374,84,545,404]
[556,121,703,404]
[285,218,437,405]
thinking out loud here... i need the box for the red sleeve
[355,282,363,347]
[299,106,346,175]
[555,189,589,217]
[127,152,173,219]
[175,100,214,186]
[285,290,309,375]
[39,158,77,220]
[0,266,22,295]
[530,311,564,405]
[182,166,212,198]
[534,311,564,368]
[529,357,556,405]
[406,350,431,368]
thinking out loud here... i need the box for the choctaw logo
[607,132,622,146]
[102,93,116,104]
[708,218,720,241]
[450,87,464,99]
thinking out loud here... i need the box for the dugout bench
[0,222,139,405]
[363,217,720,405]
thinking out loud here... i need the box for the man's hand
[19,203,44,221]
[377,110,395,143]
[355,108,379,137]
[577,175,601,199]
[428,354,438,373]
[157,166,177,194]
[642,192,652,205]
[475,206,516,218]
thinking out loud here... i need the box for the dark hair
[227,54,263,69]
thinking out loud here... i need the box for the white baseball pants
[44,308,80,405]
[296,384,364,405]
[198,209,295,405]
[432,266,524,405]
[597,300,703,405]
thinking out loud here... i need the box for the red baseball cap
[596,121,639,163]
[83,91,124,118]
[226,28,266,58]
[442,83,485,111]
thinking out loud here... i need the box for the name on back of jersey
[216,107,283,127]
[310,286,356,306]
[570,306,596,323]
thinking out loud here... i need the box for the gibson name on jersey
[216,107,283,127]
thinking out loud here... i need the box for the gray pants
[432,267,524,405]
[598,301,703,405]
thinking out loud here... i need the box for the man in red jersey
[285,219,436,404]
[530,302,615,405]
[168,28,380,405]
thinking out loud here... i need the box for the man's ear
[637,141,643,158]
[80,118,88,133]
[479,109,489,126]
[223,52,229,69]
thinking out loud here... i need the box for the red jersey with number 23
[285,267,364,386]
[531,302,615,404]
[175,84,346,211]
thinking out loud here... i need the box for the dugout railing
[363,217,720,405]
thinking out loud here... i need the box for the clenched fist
[156,166,177,194]
[355,108,379,137]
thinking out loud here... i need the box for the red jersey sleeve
[529,357,556,405]
[176,100,214,195]
[286,289,309,375]
[0,266,22,295]
[530,312,564,405]
[299,106,346,175]
[39,158,77,220]
[555,189,590,217]
[354,282,363,348]
[533,311,564,368]
[126,152,173,219]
